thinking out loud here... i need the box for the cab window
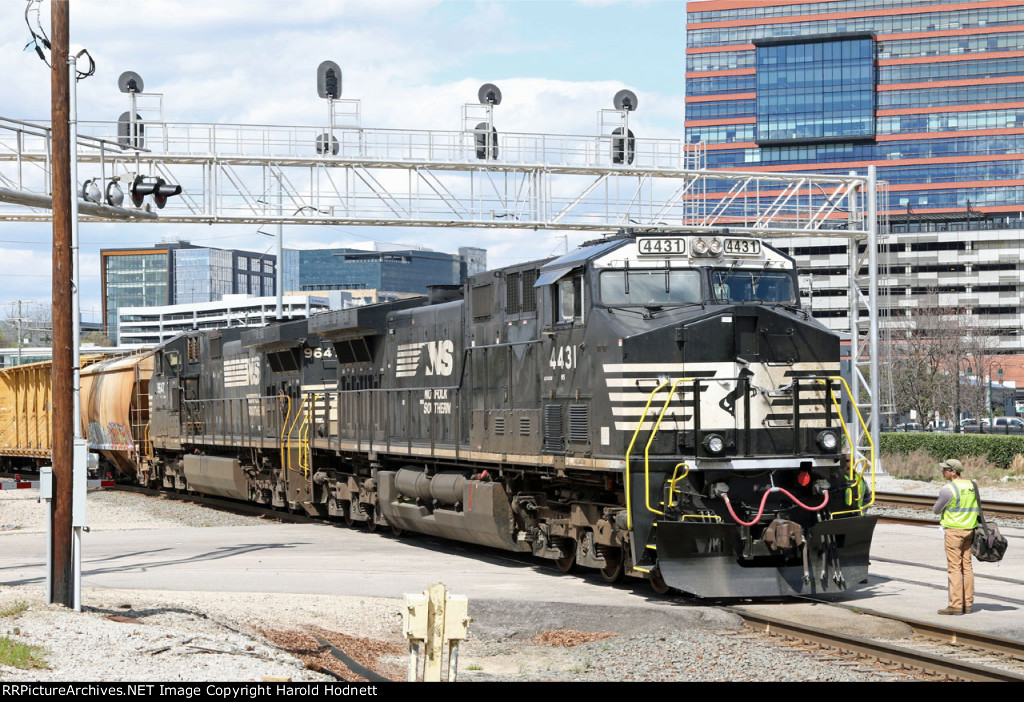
[599,270,701,305]
[555,275,583,323]
[712,271,794,304]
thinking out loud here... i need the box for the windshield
[712,270,795,304]
[599,270,701,305]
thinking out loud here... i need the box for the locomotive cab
[532,231,876,597]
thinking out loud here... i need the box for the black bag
[972,522,1008,562]
[970,481,1008,563]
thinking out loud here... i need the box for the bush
[879,432,1024,470]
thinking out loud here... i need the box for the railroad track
[16,476,1024,681]
[113,484,320,525]
[730,606,1024,682]
[875,491,1024,522]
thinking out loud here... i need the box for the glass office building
[298,247,486,294]
[686,0,1024,352]
[102,242,278,341]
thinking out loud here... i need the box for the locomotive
[138,230,876,598]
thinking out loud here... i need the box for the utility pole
[50,0,74,608]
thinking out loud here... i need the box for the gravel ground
[0,476,1018,683]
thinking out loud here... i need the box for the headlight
[692,238,709,256]
[708,237,723,255]
[816,430,839,451]
[703,433,725,455]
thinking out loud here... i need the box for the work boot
[937,607,963,615]
[964,606,972,614]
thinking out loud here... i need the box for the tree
[883,292,989,426]
[81,331,113,346]
[1,301,52,348]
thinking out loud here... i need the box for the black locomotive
[144,230,877,598]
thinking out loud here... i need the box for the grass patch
[0,602,29,619]
[882,448,1023,485]
[879,432,1024,470]
[0,636,48,670]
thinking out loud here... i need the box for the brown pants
[944,527,974,610]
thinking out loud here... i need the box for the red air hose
[722,488,830,527]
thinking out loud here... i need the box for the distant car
[990,417,1024,434]
[961,417,1023,434]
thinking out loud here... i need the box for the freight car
[0,352,152,475]
[138,230,877,598]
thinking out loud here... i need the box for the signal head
[478,83,502,105]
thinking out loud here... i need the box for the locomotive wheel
[342,503,356,528]
[600,550,624,583]
[364,508,378,532]
[391,524,405,538]
[649,568,671,595]
[555,540,577,574]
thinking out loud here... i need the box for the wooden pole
[50,0,74,607]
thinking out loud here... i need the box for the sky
[0,0,687,325]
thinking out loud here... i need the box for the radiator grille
[543,405,564,452]
[568,405,589,443]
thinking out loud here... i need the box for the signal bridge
[0,89,882,465]
[0,104,874,238]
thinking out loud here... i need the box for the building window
[755,34,876,145]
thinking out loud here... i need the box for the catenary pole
[49,0,74,608]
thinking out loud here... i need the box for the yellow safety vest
[940,478,980,530]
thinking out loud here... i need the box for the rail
[819,376,877,514]
[298,393,321,479]
[181,394,289,454]
[732,608,1024,682]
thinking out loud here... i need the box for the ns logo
[424,339,454,376]
[396,339,455,378]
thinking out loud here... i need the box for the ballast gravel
[1,476,1019,683]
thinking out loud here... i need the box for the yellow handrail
[624,380,668,530]
[667,462,690,509]
[298,393,321,479]
[278,394,292,479]
[625,374,874,525]
[643,379,690,517]
[816,376,877,516]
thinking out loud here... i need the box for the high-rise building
[686,0,1024,355]
[101,240,278,341]
[296,246,486,294]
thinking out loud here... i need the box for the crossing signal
[130,175,181,209]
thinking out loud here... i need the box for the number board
[723,238,761,256]
[636,237,686,256]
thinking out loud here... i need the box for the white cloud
[0,0,686,313]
